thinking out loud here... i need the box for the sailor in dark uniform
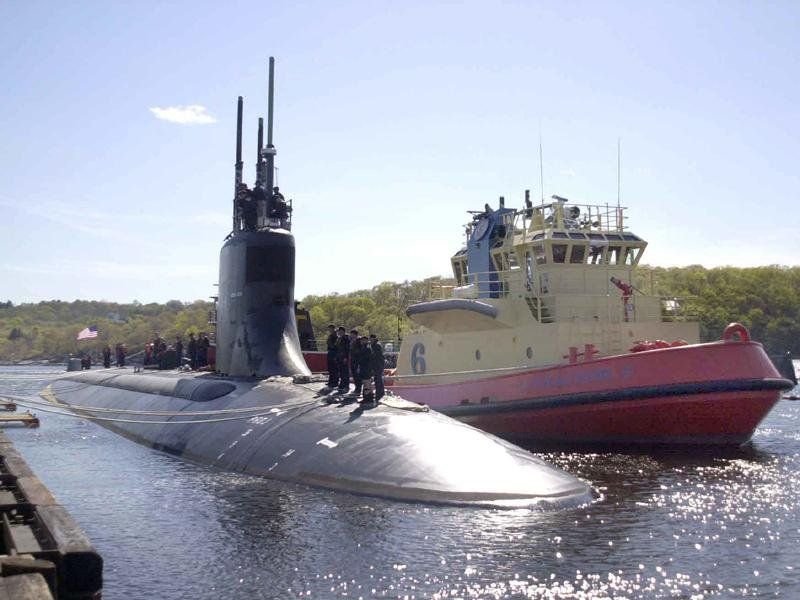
[369,334,385,401]
[235,184,249,230]
[325,324,338,388]
[349,329,362,395]
[242,189,258,231]
[187,333,197,370]
[270,186,290,228]
[358,336,374,403]
[335,326,350,393]
[175,336,184,369]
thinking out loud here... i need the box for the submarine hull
[43,369,593,508]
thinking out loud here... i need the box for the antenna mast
[233,96,244,232]
[617,137,621,209]
[264,57,276,196]
[538,125,544,203]
[256,117,264,186]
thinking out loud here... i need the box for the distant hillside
[0,299,213,363]
[633,265,800,354]
[1,265,798,363]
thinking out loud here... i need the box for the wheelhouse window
[534,244,546,265]
[552,243,567,263]
[624,247,642,265]
[569,244,587,264]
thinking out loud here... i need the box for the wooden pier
[0,398,39,428]
[0,413,39,428]
[0,431,102,599]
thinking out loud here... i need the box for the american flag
[76,326,98,340]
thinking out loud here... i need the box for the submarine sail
[40,58,593,509]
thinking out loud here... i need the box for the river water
[1,365,798,599]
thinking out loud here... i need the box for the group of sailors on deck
[325,325,385,405]
[236,184,291,231]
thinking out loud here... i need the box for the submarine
[41,59,593,509]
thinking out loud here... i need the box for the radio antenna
[539,122,544,203]
[617,137,621,209]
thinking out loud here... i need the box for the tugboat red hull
[386,341,793,447]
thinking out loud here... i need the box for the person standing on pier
[326,324,338,389]
[115,343,126,367]
[102,345,112,368]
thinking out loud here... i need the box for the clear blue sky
[1,1,798,304]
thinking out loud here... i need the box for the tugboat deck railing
[425,270,696,323]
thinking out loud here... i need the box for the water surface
[2,366,798,598]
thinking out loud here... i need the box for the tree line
[1,265,797,363]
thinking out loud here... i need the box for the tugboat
[39,61,593,508]
[387,193,795,446]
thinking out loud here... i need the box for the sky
[1,1,798,304]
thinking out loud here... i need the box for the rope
[2,390,322,418]
[7,394,305,426]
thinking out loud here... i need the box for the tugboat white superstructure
[388,193,793,446]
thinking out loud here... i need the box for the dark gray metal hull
[43,369,593,509]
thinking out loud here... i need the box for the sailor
[235,183,249,230]
[153,333,166,369]
[358,336,374,403]
[335,326,350,393]
[242,188,258,231]
[270,186,290,228]
[198,333,211,368]
[610,276,634,322]
[187,333,198,370]
[524,197,533,219]
[196,333,206,368]
[326,324,338,388]
[115,343,126,367]
[175,336,184,369]
[349,329,362,395]
[369,334,385,401]
[565,206,581,229]
[251,185,268,227]
[102,345,112,368]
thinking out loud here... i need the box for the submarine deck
[42,367,594,509]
